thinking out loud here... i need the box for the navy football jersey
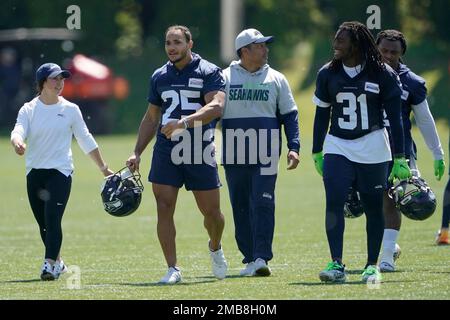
[148,53,225,154]
[398,63,427,158]
[314,62,402,140]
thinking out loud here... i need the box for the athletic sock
[380,229,398,264]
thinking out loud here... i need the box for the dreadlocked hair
[330,21,385,76]
[376,29,407,55]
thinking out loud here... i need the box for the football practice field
[0,123,448,300]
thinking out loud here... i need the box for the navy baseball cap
[235,28,274,51]
[36,63,71,82]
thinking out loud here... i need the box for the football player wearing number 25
[311,21,411,284]
[126,25,227,285]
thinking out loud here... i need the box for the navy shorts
[323,153,388,194]
[149,148,221,191]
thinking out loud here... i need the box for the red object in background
[61,54,129,100]
[113,76,129,100]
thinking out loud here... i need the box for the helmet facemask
[344,187,364,219]
[388,176,436,221]
[101,167,144,217]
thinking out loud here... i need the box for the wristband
[182,118,189,129]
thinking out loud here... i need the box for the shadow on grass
[345,269,364,275]
[117,274,259,287]
[346,269,406,275]
[2,279,41,283]
[289,281,366,286]
[118,279,217,287]
[195,275,246,280]
[289,279,417,286]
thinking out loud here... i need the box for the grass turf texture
[0,124,448,300]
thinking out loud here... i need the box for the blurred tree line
[3,0,448,62]
[1,0,448,133]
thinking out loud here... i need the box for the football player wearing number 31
[311,21,411,284]
[126,25,227,285]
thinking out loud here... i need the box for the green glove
[312,152,324,176]
[434,159,446,181]
[388,157,412,182]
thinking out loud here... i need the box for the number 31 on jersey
[337,92,368,130]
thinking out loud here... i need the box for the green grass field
[0,121,448,300]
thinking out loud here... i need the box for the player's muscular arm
[184,90,225,126]
[161,90,225,138]
[134,103,161,155]
[127,104,160,171]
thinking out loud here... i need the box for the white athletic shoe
[158,267,182,285]
[239,262,256,276]
[40,261,57,281]
[209,244,228,280]
[379,261,395,272]
[362,265,382,283]
[55,259,67,275]
[53,261,63,279]
[393,243,401,261]
[253,258,271,276]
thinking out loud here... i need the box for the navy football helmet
[101,167,144,217]
[344,187,364,219]
[388,176,436,221]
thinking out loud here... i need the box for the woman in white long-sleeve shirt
[10,63,114,281]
